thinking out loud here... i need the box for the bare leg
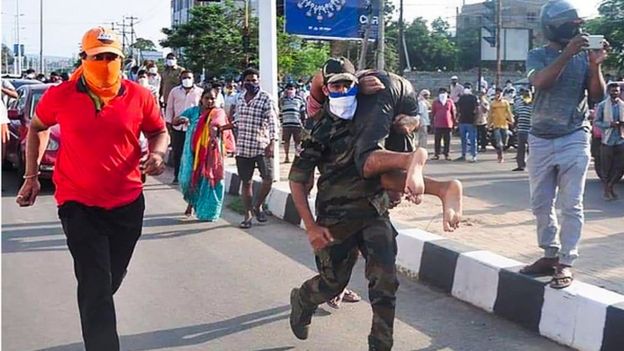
[283,132,291,163]
[253,179,273,212]
[381,173,463,232]
[241,181,254,221]
[363,148,428,199]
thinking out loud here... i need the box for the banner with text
[285,0,380,40]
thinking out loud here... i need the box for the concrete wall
[404,70,526,94]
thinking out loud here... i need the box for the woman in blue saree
[178,88,235,221]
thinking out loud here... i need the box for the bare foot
[184,204,193,217]
[404,148,428,200]
[440,179,463,232]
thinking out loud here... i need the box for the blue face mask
[244,82,260,95]
[328,85,359,120]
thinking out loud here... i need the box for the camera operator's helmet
[540,0,582,44]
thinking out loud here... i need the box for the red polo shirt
[36,79,165,209]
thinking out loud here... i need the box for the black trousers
[516,132,529,169]
[434,127,452,157]
[476,124,488,150]
[600,144,624,186]
[58,194,145,351]
[171,129,186,180]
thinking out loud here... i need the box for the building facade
[457,0,548,49]
[171,0,259,26]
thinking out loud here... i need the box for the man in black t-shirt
[455,83,480,162]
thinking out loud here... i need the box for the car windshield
[29,91,44,118]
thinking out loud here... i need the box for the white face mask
[148,67,158,74]
[439,93,448,105]
[329,95,358,120]
[138,77,149,87]
[166,59,177,67]
[26,73,35,79]
[181,78,193,88]
[463,88,472,95]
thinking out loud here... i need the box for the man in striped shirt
[279,82,306,163]
[513,89,533,171]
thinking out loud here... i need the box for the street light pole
[16,1,22,75]
[40,0,44,74]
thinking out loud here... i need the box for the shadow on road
[37,306,291,351]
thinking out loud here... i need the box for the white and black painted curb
[224,167,624,351]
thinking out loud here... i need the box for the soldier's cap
[322,57,358,85]
[81,27,124,58]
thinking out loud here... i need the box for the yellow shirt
[489,99,514,129]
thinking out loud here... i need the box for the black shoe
[172,178,179,185]
[290,288,315,340]
[454,156,466,162]
[432,155,440,160]
[253,207,268,222]
[512,167,525,171]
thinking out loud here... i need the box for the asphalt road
[1,169,570,351]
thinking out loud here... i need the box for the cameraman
[594,82,624,201]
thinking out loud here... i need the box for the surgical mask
[26,73,35,79]
[138,77,149,87]
[181,78,194,88]
[439,93,448,105]
[148,67,158,74]
[244,82,260,95]
[463,88,472,95]
[328,85,358,120]
[166,58,177,67]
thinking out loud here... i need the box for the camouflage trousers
[298,216,399,350]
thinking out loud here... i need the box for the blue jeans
[527,129,590,266]
[459,123,477,157]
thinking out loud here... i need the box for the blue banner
[285,0,380,40]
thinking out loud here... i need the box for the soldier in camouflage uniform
[288,58,401,351]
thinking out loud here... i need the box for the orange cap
[81,27,124,58]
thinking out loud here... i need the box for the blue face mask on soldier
[328,85,359,120]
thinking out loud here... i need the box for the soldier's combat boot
[289,288,315,340]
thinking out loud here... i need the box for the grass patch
[227,196,246,215]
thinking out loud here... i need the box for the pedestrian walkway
[249,138,624,294]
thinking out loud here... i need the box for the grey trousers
[600,143,624,186]
[527,130,590,266]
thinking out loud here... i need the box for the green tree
[161,0,249,77]
[585,0,624,71]
[131,38,157,51]
[2,44,15,73]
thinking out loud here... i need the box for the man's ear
[321,85,329,97]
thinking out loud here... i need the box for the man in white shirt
[165,70,204,184]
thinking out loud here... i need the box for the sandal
[327,290,345,309]
[342,289,361,303]
[239,219,252,229]
[253,208,268,223]
[550,265,574,289]
[519,257,558,275]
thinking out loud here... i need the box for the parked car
[4,84,59,180]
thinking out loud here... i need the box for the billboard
[481,28,531,61]
[285,0,380,40]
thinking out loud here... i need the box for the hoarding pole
[358,2,373,70]
[259,0,280,179]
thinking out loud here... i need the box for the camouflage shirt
[289,105,389,240]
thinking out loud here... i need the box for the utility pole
[243,0,250,66]
[127,16,138,56]
[121,17,126,54]
[398,0,404,74]
[496,0,502,87]
[39,0,44,74]
[376,0,385,70]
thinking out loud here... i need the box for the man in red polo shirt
[15,27,168,351]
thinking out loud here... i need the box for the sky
[1,0,602,59]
